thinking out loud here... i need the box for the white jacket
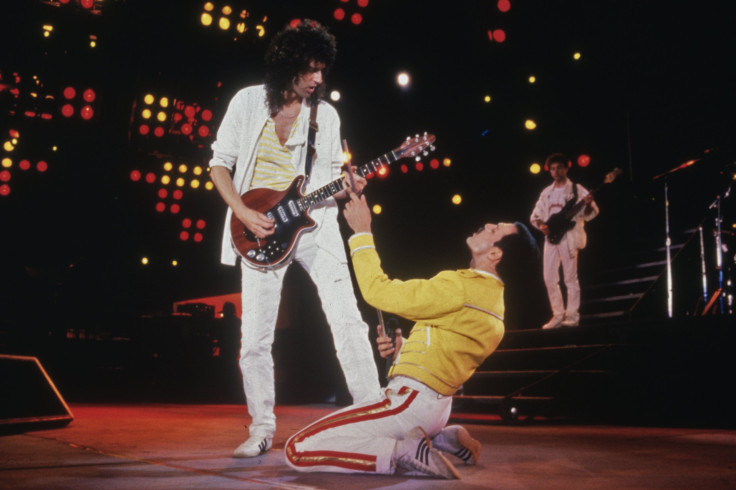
[209,84,345,266]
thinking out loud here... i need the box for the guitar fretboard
[296,149,400,211]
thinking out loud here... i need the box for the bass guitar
[545,168,622,244]
[231,133,436,269]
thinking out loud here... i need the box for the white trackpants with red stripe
[285,376,452,475]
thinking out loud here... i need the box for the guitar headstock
[395,132,436,160]
[605,168,623,184]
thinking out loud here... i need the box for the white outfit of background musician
[209,21,380,458]
[530,155,598,329]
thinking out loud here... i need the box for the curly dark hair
[264,19,337,113]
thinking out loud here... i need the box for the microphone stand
[664,178,673,318]
[708,182,732,314]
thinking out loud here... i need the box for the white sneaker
[393,427,460,479]
[542,316,564,329]
[233,435,272,458]
[432,425,481,465]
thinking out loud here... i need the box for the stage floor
[1,403,734,489]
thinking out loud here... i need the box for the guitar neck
[298,149,401,208]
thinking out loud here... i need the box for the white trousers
[543,237,580,322]
[239,234,381,438]
[285,376,453,475]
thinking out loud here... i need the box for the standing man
[530,153,599,329]
[209,20,380,458]
[285,190,539,479]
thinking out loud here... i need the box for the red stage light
[154,127,165,137]
[19,160,31,170]
[139,124,150,135]
[194,233,204,243]
[182,218,192,228]
[130,170,141,181]
[170,203,180,214]
[493,29,506,42]
[498,0,511,12]
[37,161,48,172]
[400,164,408,174]
[334,8,345,21]
[181,123,193,135]
[80,105,94,120]
[63,87,76,99]
[0,170,10,182]
[9,129,20,138]
[61,104,74,117]
[196,219,206,229]
[172,113,183,124]
[577,154,591,167]
[173,189,183,200]
[80,0,94,9]
[289,19,301,27]
[351,13,363,25]
[430,158,440,169]
[0,184,9,196]
[184,105,196,118]
[415,162,424,171]
[83,89,96,102]
[158,188,168,199]
[201,109,213,121]
[357,0,369,6]
[198,125,210,137]
[145,172,156,183]
[180,230,190,241]
[155,202,166,212]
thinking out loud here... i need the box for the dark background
[1,1,735,367]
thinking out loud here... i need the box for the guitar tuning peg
[415,156,421,161]
[405,136,411,141]
[423,132,428,138]
[415,133,419,138]
[423,151,428,156]
[430,145,436,152]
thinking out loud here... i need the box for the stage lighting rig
[41,0,104,15]
[200,2,268,40]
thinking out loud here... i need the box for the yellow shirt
[249,117,299,191]
[348,233,505,395]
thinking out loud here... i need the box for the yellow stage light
[161,175,171,185]
[525,119,537,130]
[178,164,188,173]
[530,163,541,174]
[191,179,201,189]
[160,97,169,108]
[141,257,149,265]
[163,161,173,172]
[573,52,582,60]
[372,204,382,215]
[443,158,452,167]
[205,181,214,190]
[2,158,12,168]
[451,194,462,205]
[157,111,167,122]
[484,95,492,103]
[144,94,155,105]
[201,13,213,26]
[219,17,231,30]
[176,177,185,187]
[528,75,536,84]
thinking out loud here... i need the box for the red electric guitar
[231,133,436,269]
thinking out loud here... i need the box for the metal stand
[664,178,673,318]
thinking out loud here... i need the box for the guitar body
[543,168,622,245]
[230,176,315,268]
[229,133,437,269]
[545,198,578,244]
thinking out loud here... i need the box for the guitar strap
[305,103,319,179]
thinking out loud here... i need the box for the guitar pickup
[288,200,299,217]
[276,206,288,223]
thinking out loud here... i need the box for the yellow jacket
[348,233,505,395]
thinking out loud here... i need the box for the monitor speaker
[0,354,74,433]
